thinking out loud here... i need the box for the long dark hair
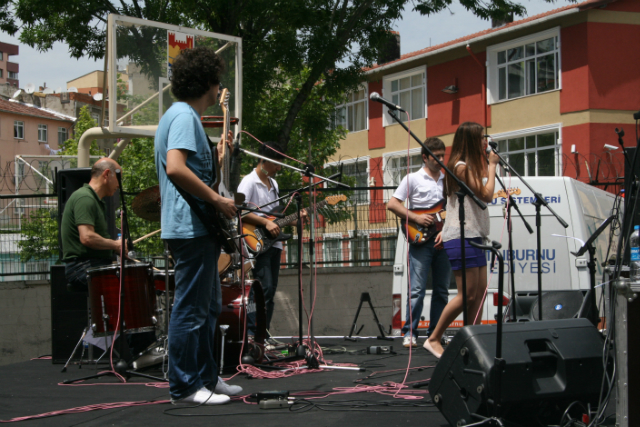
[445,122,487,197]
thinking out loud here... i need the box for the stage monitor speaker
[50,264,90,364]
[56,168,118,258]
[429,318,605,427]
[509,290,595,322]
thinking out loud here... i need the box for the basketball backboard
[106,14,242,139]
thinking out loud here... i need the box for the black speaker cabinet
[429,318,605,427]
[50,264,90,364]
[56,168,118,258]
[509,290,593,322]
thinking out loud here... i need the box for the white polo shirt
[237,169,283,250]
[392,167,444,209]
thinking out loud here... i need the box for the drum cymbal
[132,185,161,222]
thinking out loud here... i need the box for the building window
[325,157,369,204]
[60,92,70,103]
[351,234,369,267]
[334,87,368,132]
[0,52,3,60]
[14,121,24,139]
[58,127,68,145]
[487,28,560,104]
[38,124,47,143]
[383,149,424,201]
[382,66,426,126]
[8,71,18,80]
[323,237,343,267]
[0,69,3,78]
[492,126,561,177]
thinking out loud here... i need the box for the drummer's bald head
[91,158,119,178]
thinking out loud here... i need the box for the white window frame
[382,65,427,127]
[58,127,68,145]
[324,156,370,204]
[491,123,562,177]
[487,27,561,105]
[322,232,344,268]
[38,124,47,143]
[382,148,424,202]
[14,121,24,139]
[334,85,369,133]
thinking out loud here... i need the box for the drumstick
[133,229,162,244]
[127,256,162,271]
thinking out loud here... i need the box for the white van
[390,177,619,335]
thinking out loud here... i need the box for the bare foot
[423,339,443,359]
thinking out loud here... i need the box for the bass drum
[87,263,157,336]
[215,279,266,370]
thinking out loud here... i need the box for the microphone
[370,92,405,112]
[486,140,497,154]
[232,134,241,157]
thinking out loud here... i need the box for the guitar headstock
[325,194,347,205]
[219,88,230,112]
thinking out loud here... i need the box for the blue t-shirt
[154,102,213,239]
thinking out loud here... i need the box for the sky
[0,0,575,92]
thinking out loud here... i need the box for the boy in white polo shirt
[387,138,451,348]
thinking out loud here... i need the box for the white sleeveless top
[441,161,490,242]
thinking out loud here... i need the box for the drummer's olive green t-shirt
[61,184,112,261]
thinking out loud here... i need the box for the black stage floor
[0,337,448,427]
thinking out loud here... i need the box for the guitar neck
[273,199,328,227]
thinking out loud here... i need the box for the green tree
[59,106,102,158]
[0,0,558,154]
[16,208,59,262]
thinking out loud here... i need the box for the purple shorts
[443,237,487,271]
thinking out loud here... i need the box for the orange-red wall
[368,81,384,149]
[561,22,640,113]
[427,53,487,137]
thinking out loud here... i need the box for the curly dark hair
[170,46,226,101]
[259,141,285,162]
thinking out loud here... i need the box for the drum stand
[63,173,167,384]
[131,241,172,373]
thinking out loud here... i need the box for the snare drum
[88,263,157,336]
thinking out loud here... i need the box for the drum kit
[81,185,266,373]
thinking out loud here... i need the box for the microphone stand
[488,144,568,321]
[236,148,350,365]
[386,109,486,326]
[493,172,533,321]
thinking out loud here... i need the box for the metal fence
[0,186,401,281]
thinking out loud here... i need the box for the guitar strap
[162,163,219,242]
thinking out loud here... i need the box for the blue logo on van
[555,304,563,311]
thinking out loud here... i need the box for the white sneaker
[403,336,417,348]
[214,377,243,396]
[172,387,230,405]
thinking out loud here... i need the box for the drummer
[61,157,125,291]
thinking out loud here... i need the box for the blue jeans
[166,236,221,400]
[252,247,281,331]
[401,240,451,338]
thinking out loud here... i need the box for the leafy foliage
[59,106,102,158]
[17,208,59,262]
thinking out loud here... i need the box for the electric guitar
[243,194,347,255]
[207,88,239,254]
[400,199,446,245]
